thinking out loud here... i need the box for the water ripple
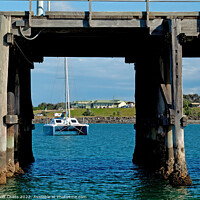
[0,124,199,199]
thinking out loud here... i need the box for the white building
[54,113,62,117]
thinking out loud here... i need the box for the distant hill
[183,94,200,103]
[33,102,65,111]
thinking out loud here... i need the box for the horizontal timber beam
[45,11,200,18]
[9,12,200,36]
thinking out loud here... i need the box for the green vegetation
[34,108,136,118]
[183,94,200,119]
[71,108,135,117]
[183,99,191,116]
[34,93,200,119]
[82,109,95,116]
[34,102,65,111]
[185,107,200,119]
[183,94,200,103]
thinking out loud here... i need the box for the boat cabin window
[71,119,77,123]
[55,120,62,123]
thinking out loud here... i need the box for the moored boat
[43,57,89,136]
[43,116,89,136]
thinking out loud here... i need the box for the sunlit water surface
[0,124,199,199]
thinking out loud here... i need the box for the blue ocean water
[0,124,200,199]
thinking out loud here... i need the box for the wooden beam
[0,11,34,17]
[160,84,171,105]
[45,11,200,18]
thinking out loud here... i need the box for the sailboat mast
[65,58,67,117]
[65,57,71,118]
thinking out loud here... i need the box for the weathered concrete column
[157,55,173,177]
[0,15,10,184]
[14,69,22,173]
[133,48,166,173]
[133,36,185,180]
[6,48,16,178]
[17,55,34,167]
[158,46,175,177]
[169,19,192,185]
[133,21,192,185]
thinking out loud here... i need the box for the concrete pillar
[169,19,192,185]
[158,52,174,177]
[133,20,192,185]
[133,49,166,173]
[17,56,34,167]
[0,15,10,184]
[14,69,21,173]
[6,95,15,177]
[6,48,16,178]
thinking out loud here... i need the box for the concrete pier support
[14,68,21,173]
[6,47,16,177]
[0,15,10,184]
[17,57,34,167]
[169,19,192,185]
[133,49,167,173]
[133,19,192,186]
[157,40,175,177]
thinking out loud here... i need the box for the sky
[1,1,200,106]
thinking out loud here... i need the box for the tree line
[34,94,200,112]
[33,102,65,111]
[183,94,200,117]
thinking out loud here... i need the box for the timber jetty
[1,0,199,185]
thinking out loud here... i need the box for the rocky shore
[32,117,200,124]
[33,116,136,124]
[187,120,200,124]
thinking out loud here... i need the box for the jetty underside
[1,11,200,185]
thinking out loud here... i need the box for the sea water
[0,124,199,199]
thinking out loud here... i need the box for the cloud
[50,2,74,11]
[34,57,134,80]
[183,58,200,81]
[34,57,64,75]
[69,57,134,81]
[182,58,200,94]
[183,87,200,95]
[32,57,135,105]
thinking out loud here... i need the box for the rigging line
[19,26,45,41]
[56,125,84,135]
[65,57,71,118]
[73,125,85,135]
[14,41,34,67]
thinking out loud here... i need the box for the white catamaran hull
[43,124,89,136]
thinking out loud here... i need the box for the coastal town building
[71,100,134,109]
[34,113,43,117]
[190,102,200,107]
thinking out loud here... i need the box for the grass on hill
[34,108,136,118]
[71,108,136,117]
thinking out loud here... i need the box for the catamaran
[43,58,89,136]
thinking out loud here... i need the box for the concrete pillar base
[6,162,15,178]
[14,162,24,174]
[169,173,192,186]
[0,170,6,185]
[133,137,166,174]
[165,157,175,178]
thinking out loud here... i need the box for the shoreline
[32,117,200,124]
[33,116,136,124]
